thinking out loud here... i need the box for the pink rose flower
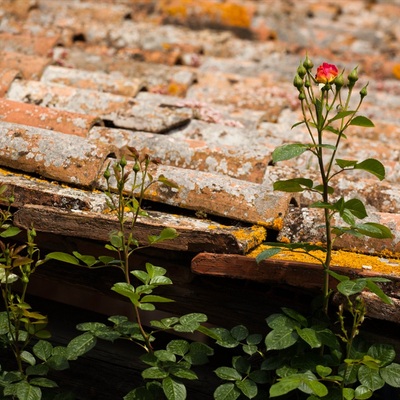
[315,63,338,83]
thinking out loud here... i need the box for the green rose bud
[334,73,345,89]
[293,74,304,90]
[304,78,311,88]
[303,54,314,71]
[360,83,368,99]
[133,161,140,173]
[298,90,306,101]
[103,165,111,180]
[297,63,307,78]
[348,66,359,88]
[119,155,127,168]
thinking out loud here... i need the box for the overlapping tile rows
[0,0,399,287]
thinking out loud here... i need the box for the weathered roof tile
[41,65,146,97]
[0,98,102,136]
[0,122,111,188]
[0,51,51,79]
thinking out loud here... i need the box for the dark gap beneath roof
[140,199,252,228]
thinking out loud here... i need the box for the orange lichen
[168,82,187,97]
[160,0,252,29]
[393,64,400,80]
[247,244,400,276]
[232,225,266,241]
[272,216,284,230]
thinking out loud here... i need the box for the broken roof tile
[0,98,102,137]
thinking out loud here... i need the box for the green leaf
[266,313,298,330]
[33,340,53,362]
[154,350,176,362]
[45,252,80,265]
[232,356,251,375]
[66,332,96,360]
[26,364,49,377]
[269,378,301,397]
[272,143,309,163]
[166,340,190,357]
[0,226,21,238]
[29,377,58,388]
[349,116,374,128]
[354,159,385,180]
[174,313,207,333]
[141,295,174,303]
[296,327,322,349]
[162,377,186,400]
[230,325,248,341]
[184,342,214,366]
[21,351,36,366]
[328,270,350,282]
[343,387,355,400]
[365,280,393,305]
[344,199,368,220]
[46,354,69,371]
[212,327,239,348]
[249,370,269,384]
[72,252,98,267]
[316,365,332,378]
[236,379,257,399]
[336,159,358,169]
[111,282,139,304]
[15,381,41,400]
[214,383,240,400]
[380,363,400,387]
[169,367,197,380]
[353,222,393,239]
[337,279,367,296]
[265,328,298,351]
[282,308,308,326]
[214,367,242,381]
[305,380,328,397]
[255,248,281,263]
[328,110,357,123]
[142,367,169,380]
[148,228,178,244]
[273,178,314,193]
[354,385,373,399]
[358,365,385,391]
[367,344,395,367]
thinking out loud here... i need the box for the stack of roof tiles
[0,0,400,293]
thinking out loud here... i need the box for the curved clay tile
[0,68,22,97]
[0,51,51,80]
[41,65,146,98]
[0,122,112,188]
[0,98,102,137]
[97,159,297,226]
[89,126,272,183]
[0,33,59,57]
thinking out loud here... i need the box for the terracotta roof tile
[0,68,21,97]
[41,65,146,97]
[0,51,51,79]
[0,32,59,57]
[0,98,101,136]
[0,122,111,188]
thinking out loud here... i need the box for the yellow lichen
[247,244,400,276]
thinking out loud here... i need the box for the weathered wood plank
[14,204,266,254]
